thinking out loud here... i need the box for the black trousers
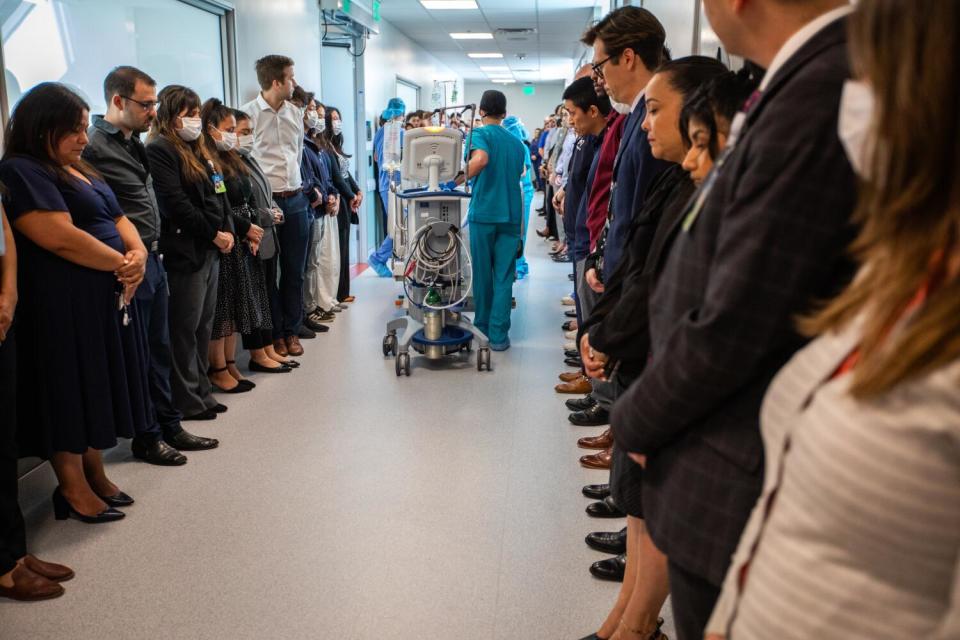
[0,326,26,576]
[544,184,559,239]
[668,560,723,640]
[336,205,351,301]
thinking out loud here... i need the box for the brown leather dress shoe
[578,428,613,450]
[556,375,591,394]
[580,447,613,470]
[0,564,64,601]
[22,555,74,582]
[285,335,304,356]
[558,370,582,383]
[273,339,288,357]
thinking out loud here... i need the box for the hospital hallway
[3,211,674,640]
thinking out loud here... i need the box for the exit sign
[523,85,535,96]
[373,0,381,20]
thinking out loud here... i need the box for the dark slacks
[132,253,182,442]
[275,192,311,337]
[544,184,559,239]
[0,326,25,576]
[336,204,351,301]
[668,560,722,640]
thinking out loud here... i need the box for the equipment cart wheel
[396,352,411,377]
[477,348,491,372]
[382,334,398,356]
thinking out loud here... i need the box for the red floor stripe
[350,263,368,279]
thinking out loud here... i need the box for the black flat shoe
[210,367,253,394]
[564,349,580,358]
[96,491,135,508]
[183,409,217,421]
[212,403,228,413]
[131,438,187,466]
[569,405,610,427]
[579,634,607,640]
[165,429,219,451]
[586,496,626,518]
[226,362,257,387]
[249,360,291,374]
[589,554,626,582]
[565,310,577,318]
[566,395,597,411]
[585,528,627,554]
[581,483,610,500]
[564,356,584,368]
[52,489,125,524]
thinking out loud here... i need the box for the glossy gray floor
[4,213,674,640]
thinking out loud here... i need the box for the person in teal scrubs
[502,115,534,280]
[465,91,526,351]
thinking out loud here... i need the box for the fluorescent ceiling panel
[450,32,493,39]
[468,53,504,58]
[420,1,478,9]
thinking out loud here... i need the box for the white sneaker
[564,341,576,351]
[564,329,577,340]
[561,295,575,306]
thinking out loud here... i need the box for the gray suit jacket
[610,18,859,586]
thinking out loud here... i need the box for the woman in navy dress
[0,83,151,524]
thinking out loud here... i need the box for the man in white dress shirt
[241,55,310,357]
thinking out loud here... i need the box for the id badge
[212,172,227,194]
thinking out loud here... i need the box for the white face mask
[305,110,320,130]
[214,131,238,152]
[610,100,631,115]
[332,120,343,135]
[237,134,254,155]
[315,117,326,133]
[838,79,876,179]
[177,116,202,142]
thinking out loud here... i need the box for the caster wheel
[396,353,411,377]
[382,334,398,356]
[477,348,491,372]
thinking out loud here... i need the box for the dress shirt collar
[630,89,645,114]
[759,4,854,92]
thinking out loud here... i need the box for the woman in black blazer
[323,106,363,302]
[146,85,233,421]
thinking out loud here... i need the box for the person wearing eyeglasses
[84,66,219,465]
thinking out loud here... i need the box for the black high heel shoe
[96,491,135,508]
[52,488,125,524]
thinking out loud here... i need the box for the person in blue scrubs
[368,98,405,277]
[464,91,525,351]
[502,115,534,280]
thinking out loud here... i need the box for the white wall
[464,81,566,139]
[363,19,463,121]
[231,0,324,104]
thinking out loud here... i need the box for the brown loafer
[340,296,356,303]
[555,375,591,394]
[285,335,304,356]
[558,370,582,383]
[21,555,74,582]
[0,564,64,601]
[273,339,288,357]
[578,428,613,450]
[580,447,613,470]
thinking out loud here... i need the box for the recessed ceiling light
[492,80,516,84]
[450,32,493,40]
[486,73,513,78]
[468,53,504,59]
[420,0,478,9]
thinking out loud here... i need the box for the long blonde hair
[801,0,960,397]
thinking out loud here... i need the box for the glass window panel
[641,0,696,59]
[1,0,223,115]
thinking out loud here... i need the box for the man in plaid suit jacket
[609,2,859,638]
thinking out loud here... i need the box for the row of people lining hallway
[0,55,365,599]
[523,1,959,639]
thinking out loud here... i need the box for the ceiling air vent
[495,27,537,35]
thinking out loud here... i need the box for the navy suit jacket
[604,101,670,276]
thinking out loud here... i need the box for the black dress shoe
[585,528,627,554]
[249,360,291,374]
[97,491,135,508]
[581,483,610,500]
[183,409,217,421]
[586,496,626,518]
[590,554,626,582]
[566,395,597,411]
[579,634,608,640]
[564,356,583,368]
[298,325,317,339]
[131,438,187,466]
[564,349,580,358]
[565,310,577,318]
[569,404,610,427]
[52,489,125,524]
[212,403,228,413]
[165,429,219,451]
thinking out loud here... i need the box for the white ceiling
[377,0,599,83]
